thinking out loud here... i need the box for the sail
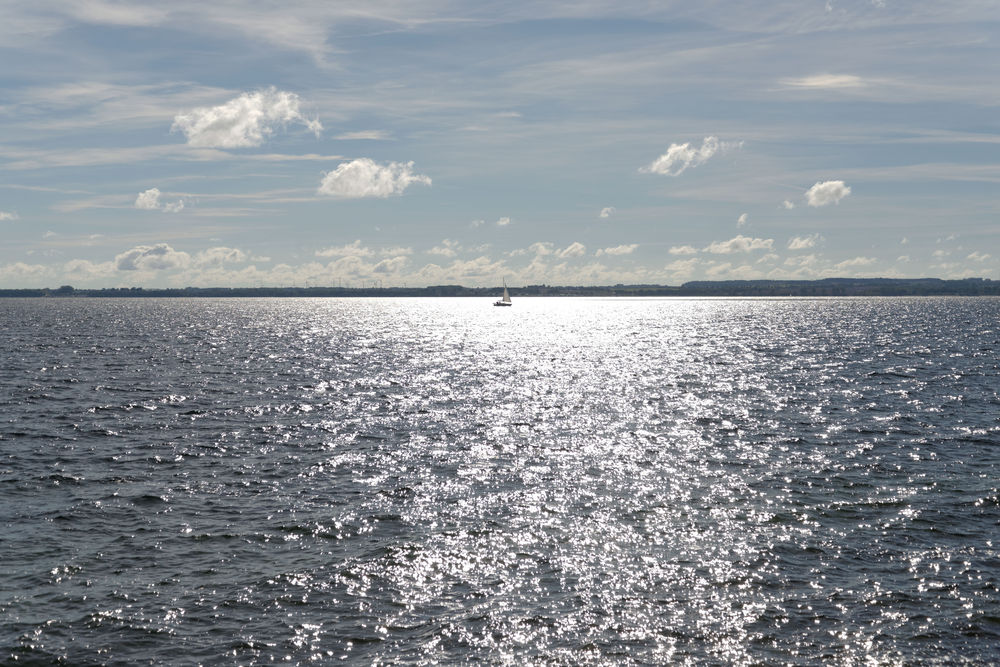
[502,286,510,303]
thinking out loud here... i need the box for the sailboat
[493,279,512,306]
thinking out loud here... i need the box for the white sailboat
[493,279,512,306]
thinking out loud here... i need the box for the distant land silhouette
[2,278,998,298]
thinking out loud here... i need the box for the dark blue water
[1,297,998,664]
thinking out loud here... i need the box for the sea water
[1,297,998,664]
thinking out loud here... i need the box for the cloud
[0,261,49,282]
[599,206,616,218]
[134,187,184,212]
[669,245,698,255]
[134,188,161,210]
[557,242,586,258]
[805,180,851,207]
[315,240,373,258]
[596,244,638,257]
[496,216,511,226]
[968,251,991,262]
[115,243,191,271]
[510,242,554,257]
[782,74,866,89]
[195,247,248,267]
[334,130,390,141]
[737,213,748,227]
[782,200,796,210]
[665,258,699,273]
[640,136,741,176]
[0,211,18,221]
[380,246,413,256]
[706,262,734,279]
[833,256,876,270]
[317,159,431,198]
[704,235,774,254]
[64,258,116,279]
[429,239,461,257]
[172,87,322,148]
[788,234,821,250]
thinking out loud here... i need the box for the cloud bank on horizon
[0,1,997,288]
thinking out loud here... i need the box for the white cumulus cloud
[315,240,373,258]
[135,187,183,212]
[135,188,161,210]
[599,207,616,218]
[317,159,431,198]
[0,211,18,221]
[496,216,511,226]
[782,200,796,209]
[557,242,587,258]
[640,136,741,176]
[669,245,698,255]
[705,235,774,254]
[968,251,991,262]
[195,247,248,267]
[596,244,638,257]
[429,239,461,257]
[832,256,876,272]
[509,242,554,257]
[115,243,191,271]
[805,180,851,207]
[172,87,322,148]
[737,213,748,227]
[788,234,821,250]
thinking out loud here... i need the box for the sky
[1,0,999,288]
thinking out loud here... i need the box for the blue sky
[1,1,998,288]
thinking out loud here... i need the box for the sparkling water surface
[1,297,999,665]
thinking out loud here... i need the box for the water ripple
[1,296,998,664]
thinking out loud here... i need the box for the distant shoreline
[2,278,998,298]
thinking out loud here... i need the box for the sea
[1,296,998,665]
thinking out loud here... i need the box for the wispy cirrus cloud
[335,130,390,141]
[317,159,431,198]
[640,136,742,176]
[782,74,867,89]
[172,87,322,148]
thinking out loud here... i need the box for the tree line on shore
[2,277,998,298]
